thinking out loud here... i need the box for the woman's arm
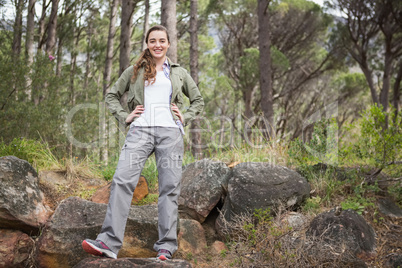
[181,71,204,127]
[105,66,134,126]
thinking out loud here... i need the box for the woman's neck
[154,57,166,71]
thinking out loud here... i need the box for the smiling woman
[82,25,204,261]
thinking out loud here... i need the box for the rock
[0,229,34,268]
[216,162,310,233]
[73,258,192,267]
[0,156,51,234]
[177,219,207,256]
[179,159,231,223]
[36,197,160,268]
[306,208,376,257]
[91,175,149,204]
[385,254,402,268]
[378,198,402,218]
[36,197,206,267]
[210,241,227,255]
[281,212,308,231]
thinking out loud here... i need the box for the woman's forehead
[148,30,168,40]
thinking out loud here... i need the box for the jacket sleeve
[182,71,204,127]
[105,66,133,126]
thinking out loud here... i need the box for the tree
[189,0,202,158]
[37,0,50,51]
[141,0,150,51]
[258,0,274,138]
[209,0,336,141]
[101,0,119,163]
[329,0,402,117]
[25,0,36,100]
[12,0,24,57]
[161,0,177,62]
[119,0,137,75]
[46,0,59,56]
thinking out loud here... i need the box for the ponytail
[132,48,157,85]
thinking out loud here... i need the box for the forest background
[0,0,401,188]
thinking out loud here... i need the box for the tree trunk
[103,0,119,97]
[258,0,274,139]
[26,0,36,101]
[141,0,150,51]
[101,0,119,163]
[393,61,402,122]
[12,0,24,57]
[359,63,379,105]
[46,0,59,56]
[189,0,202,158]
[84,18,93,91]
[26,0,36,62]
[380,49,393,113]
[161,0,177,62]
[56,38,63,76]
[38,0,48,51]
[119,0,136,75]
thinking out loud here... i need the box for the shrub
[0,137,60,170]
[342,104,402,169]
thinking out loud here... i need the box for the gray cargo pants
[97,126,183,256]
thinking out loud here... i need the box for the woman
[82,25,204,261]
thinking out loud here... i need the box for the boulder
[91,175,149,204]
[36,197,160,268]
[36,197,207,267]
[216,162,310,232]
[179,159,231,223]
[0,156,51,234]
[306,208,376,257]
[281,211,308,231]
[378,198,402,218]
[210,241,227,255]
[177,219,207,256]
[385,254,402,268]
[0,229,34,268]
[73,258,192,267]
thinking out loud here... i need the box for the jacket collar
[166,57,180,67]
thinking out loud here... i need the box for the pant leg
[152,127,184,254]
[97,126,154,254]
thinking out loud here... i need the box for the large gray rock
[36,197,159,267]
[179,159,231,223]
[73,258,192,267]
[36,197,206,267]
[0,156,51,234]
[306,208,376,257]
[216,162,310,233]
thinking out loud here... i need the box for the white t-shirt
[133,71,178,128]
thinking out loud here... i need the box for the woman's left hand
[171,103,184,124]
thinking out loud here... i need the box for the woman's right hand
[125,105,144,123]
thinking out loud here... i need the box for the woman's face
[147,30,170,61]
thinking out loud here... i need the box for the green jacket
[105,59,204,127]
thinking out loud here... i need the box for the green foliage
[100,164,116,181]
[288,118,339,169]
[253,208,273,223]
[0,137,60,170]
[133,194,158,206]
[302,196,322,213]
[341,196,375,215]
[342,104,402,168]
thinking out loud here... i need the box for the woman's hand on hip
[126,105,144,123]
[171,103,184,124]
